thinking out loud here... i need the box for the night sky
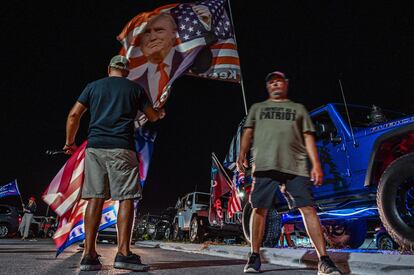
[1,1,413,216]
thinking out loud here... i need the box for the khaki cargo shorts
[82,148,142,201]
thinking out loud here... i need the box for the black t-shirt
[77,76,150,151]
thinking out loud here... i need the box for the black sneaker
[113,252,149,271]
[79,254,102,271]
[244,252,261,273]
[318,256,342,275]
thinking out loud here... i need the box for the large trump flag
[118,0,241,126]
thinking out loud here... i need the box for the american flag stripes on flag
[227,182,242,218]
[42,134,155,255]
[42,142,119,255]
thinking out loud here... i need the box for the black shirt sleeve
[77,83,92,107]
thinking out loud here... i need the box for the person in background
[19,196,37,240]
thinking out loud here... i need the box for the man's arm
[142,106,165,122]
[304,132,323,185]
[236,127,254,172]
[63,102,87,154]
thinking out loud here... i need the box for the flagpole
[15,179,24,206]
[227,0,248,116]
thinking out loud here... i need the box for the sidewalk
[136,241,414,274]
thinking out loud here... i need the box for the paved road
[0,239,316,275]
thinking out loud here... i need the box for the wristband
[65,142,75,147]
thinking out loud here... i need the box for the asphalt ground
[0,238,317,275]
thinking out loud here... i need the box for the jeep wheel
[0,224,9,238]
[376,232,398,250]
[164,227,172,240]
[323,220,366,249]
[377,152,414,250]
[172,223,183,241]
[242,202,282,247]
[189,217,204,243]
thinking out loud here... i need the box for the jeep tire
[377,152,414,250]
[172,223,183,241]
[189,216,205,243]
[242,202,282,247]
[0,224,9,238]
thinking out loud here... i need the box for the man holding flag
[63,55,164,271]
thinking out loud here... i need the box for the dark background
[1,0,413,216]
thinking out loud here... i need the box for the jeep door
[312,110,352,198]
[183,194,194,229]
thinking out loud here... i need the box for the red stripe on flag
[210,43,238,50]
[212,56,240,66]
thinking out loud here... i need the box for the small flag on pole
[0,179,21,199]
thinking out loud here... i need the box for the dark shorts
[250,170,315,209]
[82,148,142,201]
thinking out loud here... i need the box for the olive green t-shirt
[244,100,315,177]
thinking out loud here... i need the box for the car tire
[377,152,414,250]
[323,219,367,249]
[376,232,399,250]
[172,223,183,241]
[189,216,204,243]
[242,202,282,247]
[0,224,9,238]
[47,228,55,238]
[164,226,172,240]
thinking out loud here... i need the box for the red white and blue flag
[42,136,155,255]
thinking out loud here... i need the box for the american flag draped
[42,135,156,255]
[117,0,241,126]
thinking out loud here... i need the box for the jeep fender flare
[364,123,414,187]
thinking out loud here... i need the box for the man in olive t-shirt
[237,71,342,275]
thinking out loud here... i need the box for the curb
[135,241,414,274]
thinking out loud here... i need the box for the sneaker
[244,252,261,273]
[80,254,102,271]
[113,252,149,271]
[318,256,342,275]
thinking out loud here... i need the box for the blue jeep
[241,103,414,250]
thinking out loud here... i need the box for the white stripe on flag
[55,187,81,216]
[176,37,206,53]
[211,64,240,69]
[211,49,239,58]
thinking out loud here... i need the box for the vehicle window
[312,112,338,141]
[187,194,194,206]
[0,206,11,214]
[334,104,406,128]
[195,193,210,205]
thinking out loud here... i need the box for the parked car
[242,103,414,250]
[172,191,210,242]
[151,207,177,240]
[134,213,161,240]
[0,204,20,238]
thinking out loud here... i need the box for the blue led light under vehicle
[282,207,379,223]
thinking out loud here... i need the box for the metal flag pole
[15,179,24,206]
[227,0,248,115]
